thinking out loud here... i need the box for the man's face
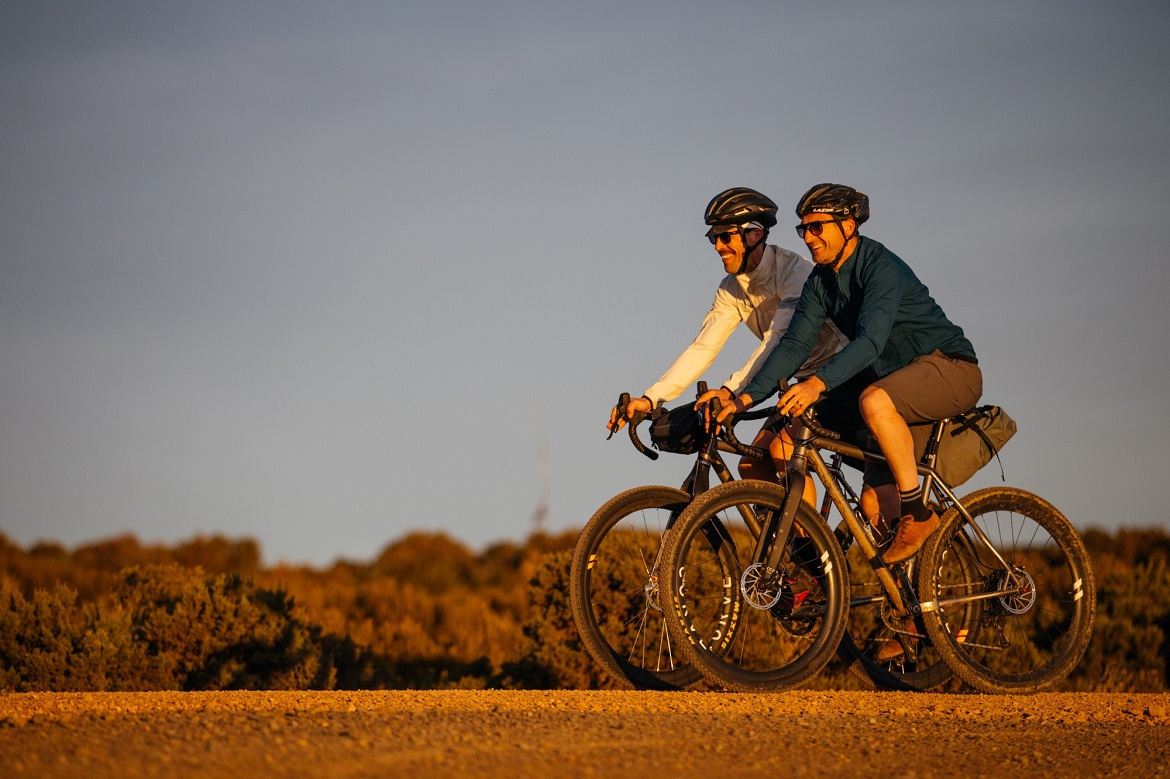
[800,214,853,266]
[711,226,761,274]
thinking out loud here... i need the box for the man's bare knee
[859,385,895,421]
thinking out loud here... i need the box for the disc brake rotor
[740,562,784,610]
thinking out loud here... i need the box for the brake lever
[607,392,631,440]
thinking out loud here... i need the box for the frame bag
[935,405,1017,486]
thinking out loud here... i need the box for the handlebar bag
[649,405,705,454]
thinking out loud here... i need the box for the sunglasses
[707,228,740,246]
[795,220,836,238]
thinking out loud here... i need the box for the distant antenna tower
[531,429,550,531]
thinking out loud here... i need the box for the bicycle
[569,384,777,690]
[660,394,1096,693]
[570,385,954,691]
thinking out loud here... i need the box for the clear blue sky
[3,1,1168,565]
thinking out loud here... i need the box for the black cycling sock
[899,486,931,522]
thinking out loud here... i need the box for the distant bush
[498,549,609,690]
[117,564,346,691]
[2,526,1169,692]
[0,564,360,692]
[0,577,149,692]
[0,532,260,602]
[1069,556,1170,692]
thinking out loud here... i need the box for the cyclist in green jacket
[718,183,983,565]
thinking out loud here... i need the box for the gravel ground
[2,690,1168,778]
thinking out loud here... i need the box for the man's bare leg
[860,386,938,563]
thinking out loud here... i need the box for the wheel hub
[994,566,1037,615]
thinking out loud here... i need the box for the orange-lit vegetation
[1,527,1167,692]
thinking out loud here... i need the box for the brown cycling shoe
[875,629,920,662]
[881,511,940,565]
[876,637,905,662]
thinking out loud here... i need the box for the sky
[2,1,1168,566]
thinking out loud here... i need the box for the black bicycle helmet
[704,187,779,229]
[795,183,870,225]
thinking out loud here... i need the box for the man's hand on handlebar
[716,393,751,425]
[607,394,653,433]
[693,391,751,433]
[693,386,734,411]
[778,376,826,418]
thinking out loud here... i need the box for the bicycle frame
[630,391,1029,621]
[770,415,1027,620]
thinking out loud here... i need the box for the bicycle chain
[947,614,1011,651]
[880,601,1010,651]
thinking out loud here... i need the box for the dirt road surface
[2,690,1168,778]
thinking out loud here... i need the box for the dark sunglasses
[795,220,836,238]
[707,228,740,246]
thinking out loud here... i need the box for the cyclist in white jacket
[607,187,850,481]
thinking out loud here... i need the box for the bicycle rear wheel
[569,485,700,689]
[917,487,1096,694]
[660,480,848,692]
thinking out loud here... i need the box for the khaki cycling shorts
[863,350,984,488]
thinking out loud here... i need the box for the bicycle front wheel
[917,487,1096,694]
[569,485,699,689]
[660,480,848,692]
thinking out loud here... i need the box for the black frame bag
[935,405,1017,486]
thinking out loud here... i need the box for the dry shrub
[0,576,151,691]
[0,565,359,692]
[5,526,1168,692]
[1069,556,1170,692]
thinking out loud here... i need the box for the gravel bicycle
[570,385,954,691]
[569,384,778,689]
[659,395,1095,693]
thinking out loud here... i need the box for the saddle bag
[935,405,1017,486]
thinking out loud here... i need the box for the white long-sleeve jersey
[643,244,847,405]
